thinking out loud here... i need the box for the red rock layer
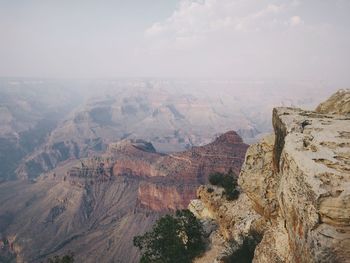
[138,182,197,211]
[67,131,248,211]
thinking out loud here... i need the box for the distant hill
[0,80,83,180]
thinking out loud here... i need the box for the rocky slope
[0,81,82,180]
[0,131,248,262]
[191,90,350,263]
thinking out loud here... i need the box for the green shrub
[133,210,205,263]
[223,231,263,263]
[207,187,214,193]
[46,252,74,263]
[208,170,239,201]
[225,189,240,201]
[208,172,223,185]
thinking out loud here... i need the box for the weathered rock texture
[189,186,265,263]
[194,90,350,263]
[239,134,278,218]
[267,107,350,262]
[315,89,350,115]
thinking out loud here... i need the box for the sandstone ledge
[270,107,350,262]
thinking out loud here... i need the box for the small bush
[46,252,74,263]
[225,189,240,201]
[208,172,223,185]
[208,170,239,201]
[133,209,205,263]
[207,187,214,193]
[223,231,263,263]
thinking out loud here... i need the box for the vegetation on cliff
[43,252,74,263]
[208,170,239,200]
[223,231,263,263]
[133,210,205,263]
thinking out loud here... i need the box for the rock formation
[315,89,350,115]
[191,90,350,263]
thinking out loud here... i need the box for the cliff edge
[191,90,350,263]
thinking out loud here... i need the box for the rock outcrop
[239,134,277,218]
[315,89,350,115]
[190,186,266,263]
[266,106,349,262]
[193,90,350,263]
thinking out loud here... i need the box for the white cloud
[136,0,350,83]
[145,23,166,36]
[144,0,300,48]
[289,16,303,26]
[233,3,284,32]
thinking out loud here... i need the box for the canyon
[0,80,345,263]
[0,131,248,262]
[0,79,330,182]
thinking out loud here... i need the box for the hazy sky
[1,0,350,86]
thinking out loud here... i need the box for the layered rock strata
[315,89,350,115]
[64,131,248,212]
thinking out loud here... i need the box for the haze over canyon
[1,1,350,262]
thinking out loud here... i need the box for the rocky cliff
[191,90,350,263]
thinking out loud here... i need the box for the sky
[0,0,350,87]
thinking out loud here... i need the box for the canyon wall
[192,90,350,263]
